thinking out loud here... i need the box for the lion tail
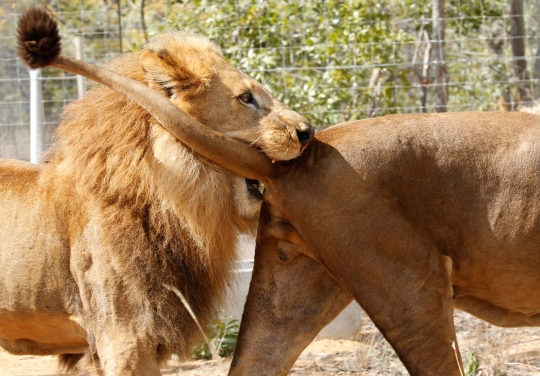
[59,351,101,373]
[16,8,61,69]
[58,353,84,372]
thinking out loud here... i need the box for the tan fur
[0,30,312,375]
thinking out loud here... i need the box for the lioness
[1,9,311,375]
[18,9,540,376]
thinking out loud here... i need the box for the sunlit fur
[0,30,309,374]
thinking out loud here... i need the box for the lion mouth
[245,179,265,200]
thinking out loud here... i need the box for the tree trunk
[510,0,532,103]
[534,42,540,79]
[140,0,149,43]
[115,0,123,53]
[366,68,380,118]
[421,30,432,113]
[432,0,448,112]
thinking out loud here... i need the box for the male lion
[0,9,312,375]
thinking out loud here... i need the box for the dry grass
[174,309,540,376]
[454,311,540,376]
[282,310,540,376]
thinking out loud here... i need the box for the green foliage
[158,0,422,125]
[464,351,480,376]
[2,0,539,133]
[152,0,537,126]
[192,315,240,360]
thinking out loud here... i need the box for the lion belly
[451,244,540,322]
[0,312,87,355]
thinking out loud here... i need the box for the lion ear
[140,49,209,98]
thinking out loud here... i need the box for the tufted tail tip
[58,353,84,372]
[17,8,62,69]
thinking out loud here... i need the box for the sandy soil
[2,311,540,375]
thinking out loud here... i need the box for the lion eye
[238,92,254,104]
[164,86,174,97]
[158,81,174,98]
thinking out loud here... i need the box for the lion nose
[296,128,313,145]
[296,122,314,146]
[279,109,314,146]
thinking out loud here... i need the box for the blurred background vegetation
[0,0,539,160]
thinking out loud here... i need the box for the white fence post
[29,69,44,164]
[74,36,86,98]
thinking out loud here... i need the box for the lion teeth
[257,182,266,195]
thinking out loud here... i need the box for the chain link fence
[1,0,539,161]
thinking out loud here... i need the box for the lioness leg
[321,251,460,375]
[230,205,354,376]
[352,253,461,376]
[305,196,463,375]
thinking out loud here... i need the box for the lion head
[53,31,313,244]
[140,31,312,161]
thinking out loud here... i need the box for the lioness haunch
[14,8,540,376]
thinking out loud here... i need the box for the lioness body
[310,112,540,319]
[0,160,86,354]
[3,11,312,375]
[231,111,540,375]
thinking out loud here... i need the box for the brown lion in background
[0,9,312,375]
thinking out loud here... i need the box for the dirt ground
[2,310,540,376]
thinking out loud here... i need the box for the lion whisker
[249,134,265,147]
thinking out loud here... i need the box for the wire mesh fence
[1,0,539,161]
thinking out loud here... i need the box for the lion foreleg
[75,287,162,376]
[71,236,162,376]
[94,332,161,376]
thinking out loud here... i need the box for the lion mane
[49,39,251,368]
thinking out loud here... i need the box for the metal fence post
[29,69,44,164]
[74,36,86,98]
[432,0,448,113]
